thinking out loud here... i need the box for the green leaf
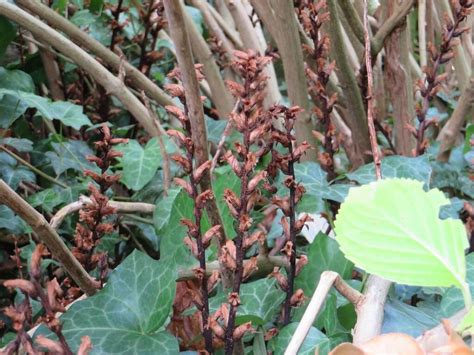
[0,93,28,128]
[457,306,474,333]
[158,190,202,267]
[0,68,35,92]
[213,167,241,239]
[0,18,16,58]
[118,138,162,191]
[35,250,178,354]
[347,155,432,186]
[46,140,96,175]
[291,162,349,214]
[210,278,285,326]
[28,188,66,213]
[0,152,36,190]
[0,205,28,234]
[153,187,181,231]
[269,323,330,355]
[335,178,470,300]
[296,233,353,298]
[0,89,92,129]
[0,138,33,152]
[441,254,474,317]
[382,299,439,338]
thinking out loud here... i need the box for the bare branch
[0,180,97,296]
[15,0,175,108]
[285,271,363,354]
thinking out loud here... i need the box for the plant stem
[0,145,68,189]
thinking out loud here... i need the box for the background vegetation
[0,0,472,354]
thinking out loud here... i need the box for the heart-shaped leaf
[35,250,178,354]
[335,178,470,305]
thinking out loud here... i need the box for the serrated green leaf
[347,155,432,186]
[335,178,470,303]
[0,89,92,129]
[35,250,178,354]
[270,323,330,355]
[117,138,162,191]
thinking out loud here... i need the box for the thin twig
[0,179,98,296]
[15,0,175,108]
[0,145,68,189]
[50,195,155,230]
[284,271,363,354]
[210,99,240,175]
[363,0,382,179]
[350,2,392,345]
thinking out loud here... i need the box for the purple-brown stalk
[220,50,273,355]
[73,125,127,279]
[415,0,472,155]
[267,106,310,325]
[297,0,338,180]
[137,0,166,76]
[165,66,221,353]
[3,244,92,355]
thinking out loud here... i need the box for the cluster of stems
[297,0,338,180]
[220,50,275,354]
[415,0,472,155]
[3,244,92,355]
[73,125,127,281]
[136,0,166,76]
[267,106,310,325]
[165,66,221,354]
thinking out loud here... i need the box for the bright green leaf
[335,178,470,304]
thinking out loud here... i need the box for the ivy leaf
[0,68,35,92]
[335,178,469,299]
[0,205,28,234]
[0,89,92,129]
[0,138,33,152]
[209,278,285,326]
[382,299,439,338]
[28,188,67,213]
[213,167,241,239]
[158,190,204,267]
[441,254,474,317]
[35,250,178,354]
[296,233,353,298]
[269,323,330,355]
[0,152,36,190]
[117,138,162,191]
[46,140,96,175]
[153,187,181,231]
[347,155,432,186]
